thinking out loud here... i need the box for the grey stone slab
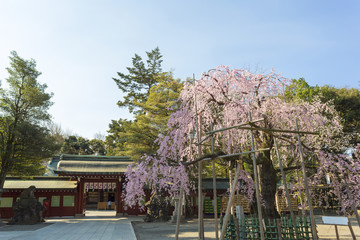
[0,210,137,240]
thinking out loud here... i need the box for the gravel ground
[132,218,218,240]
[132,217,360,240]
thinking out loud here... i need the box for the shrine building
[0,154,146,218]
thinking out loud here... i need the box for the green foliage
[105,119,130,156]
[285,78,360,144]
[284,78,320,102]
[113,47,163,114]
[46,122,66,154]
[61,136,105,155]
[7,121,58,176]
[0,51,57,187]
[319,86,360,134]
[107,73,183,160]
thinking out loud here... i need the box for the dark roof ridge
[59,154,132,161]
[5,176,72,180]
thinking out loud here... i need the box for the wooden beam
[205,118,265,135]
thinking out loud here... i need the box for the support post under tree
[194,80,205,239]
[175,187,184,240]
[273,138,296,224]
[211,123,219,240]
[295,119,318,240]
[249,112,265,240]
[274,137,299,238]
[220,162,242,240]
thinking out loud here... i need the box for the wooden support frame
[184,106,325,240]
[175,188,184,240]
[210,123,219,240]
[321,216,356,240]
[295,119,318,240]
[273,138,296,224]
[249,112,265,240]
[220,162,242,240]
[194,84,205,240]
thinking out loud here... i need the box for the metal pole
[211,123,219,240]
[175,188,183,240]
[220,162,242,240]
[295,119,318,240]
[193,74,204,239]
[249,112,265,240]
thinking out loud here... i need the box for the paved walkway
[2,211,360,240]
[0,210,142,240]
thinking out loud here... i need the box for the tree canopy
[61,136,105,155]
[106,72,183,159]
[285,78,360,144]
[113,47,163,114]
[107,49,183,160]
[124,66,358,218]
[0,51,57,189]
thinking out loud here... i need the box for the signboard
[84,182,117,191]
[322,216,348,226]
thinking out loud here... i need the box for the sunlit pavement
[2,212,360,240]
[0,210,142,240]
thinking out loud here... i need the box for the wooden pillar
[116,178,122,215]
[60,194,64,217]
[76,178,84,215]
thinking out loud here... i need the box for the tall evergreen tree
[106,73,183,159]
[0,51,56,191]
[113,47,163,114]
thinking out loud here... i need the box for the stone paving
[0,210,141,240]
[1,211,360,240]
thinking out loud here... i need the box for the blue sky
[0,0,359,139]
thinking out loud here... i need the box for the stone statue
[8,185,45,225]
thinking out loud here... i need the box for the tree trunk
[0,168,7,198]
[259,152,279,219]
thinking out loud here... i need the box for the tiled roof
[54,154,133,175]
[3,177,77,190]
[202,178,230,190]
